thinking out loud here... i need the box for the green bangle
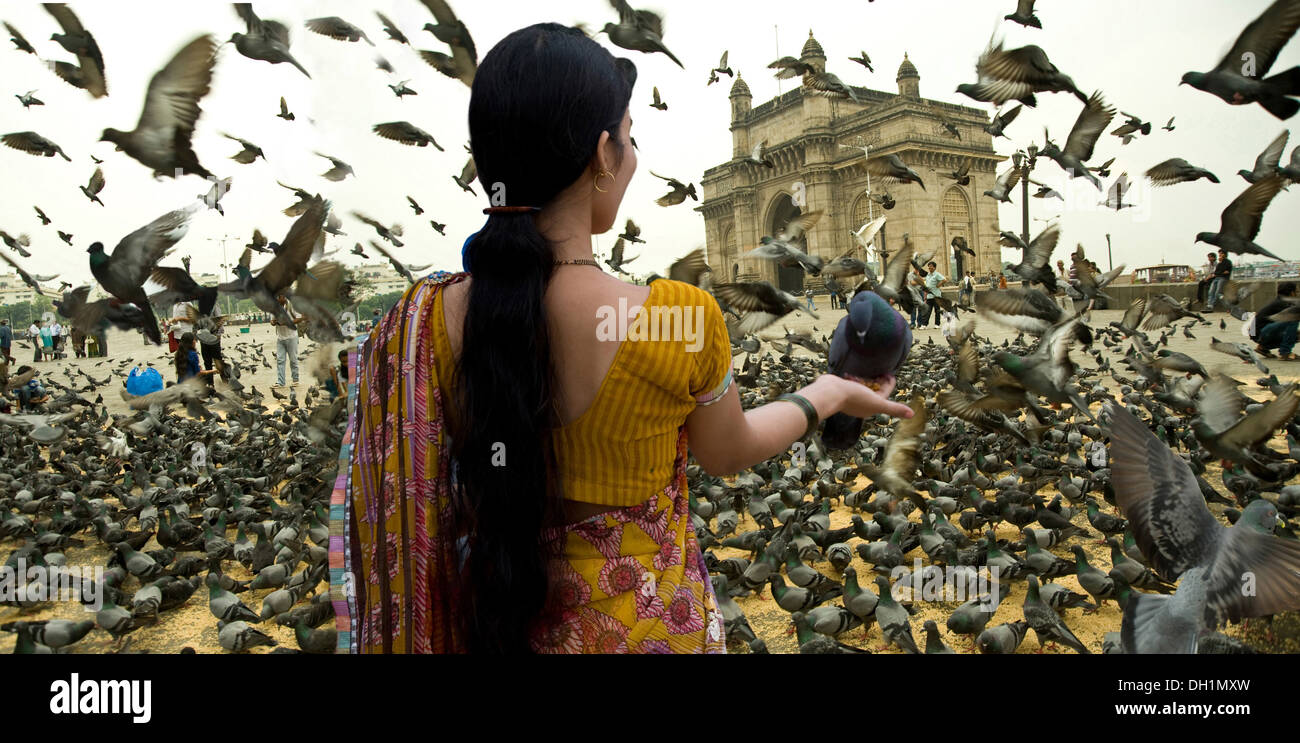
[778,393,819,440]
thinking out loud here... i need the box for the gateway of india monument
[697,30,1005,293]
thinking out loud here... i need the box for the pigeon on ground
[1023,575,1091,653]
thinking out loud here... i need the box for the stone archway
[766,192,806,293]
[941,186,972,278]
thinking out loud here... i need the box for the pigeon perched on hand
[821,290,912,450]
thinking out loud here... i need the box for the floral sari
[329,271,724,653]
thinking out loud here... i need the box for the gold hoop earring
[594,169,614,193]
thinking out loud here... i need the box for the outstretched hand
[834,374,914,420]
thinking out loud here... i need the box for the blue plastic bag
[126,366,163,396]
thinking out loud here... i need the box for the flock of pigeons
[2,0,1300,653]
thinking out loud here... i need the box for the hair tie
[483,206,541,215]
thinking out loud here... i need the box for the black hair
[1280,282,1297,297]
[450,23,635,653]
[174,332,195,380]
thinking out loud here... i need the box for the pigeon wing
[133,35,217,145]
[1203,524,1300,624]
[1212,0,1300,77]
[1106,402,1225,581]
[259,198,329,294]
[1062,92,1115,163]
[44,3,107,97]
[1220,174,1284,242]
[667,248,709,286]
[107,203,201,291]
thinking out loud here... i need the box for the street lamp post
[1106,233,1113,272]
[1012,145,1038,248]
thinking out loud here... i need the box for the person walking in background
[199,302,225,389]
[27,321,40,362]
[274,295,304,387]
[1196,251,1217,307]
[908,268,926,328]
[805,287,815,311]
[958,271,974,306]
[38,321,52,361]
[923,260,946,328]
[167,302,193,354]
[1253,282,1300,361]
[0,319,12,365]
[50,319,63,360]
[1206,249,1232,311]
[94,326,108,358]
[998,274,1008,290]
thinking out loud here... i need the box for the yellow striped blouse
[431,277,733,506]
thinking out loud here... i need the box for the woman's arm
[685,373,913,476]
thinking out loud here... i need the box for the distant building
[0,273,60,306]
[355,263,410,298]
[698,32,1003,292]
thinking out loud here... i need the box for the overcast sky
[1,0,1298,291]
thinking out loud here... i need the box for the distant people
[1196,251,1216,305]
[324,349,349,399]
[923,260,946,328]
[173,332,215,384]
[167,302,193,353]
[805,287,815,310]
[15,367,47,411]
[908,268,926,328]
[199,303,224,389]
[27,321,40,362]
[1056,259,1066,279]
[50,319,64,360]
[274,295,305,387]
[959,271,975,306]
[71,327,86,358]
[95,326,108,358]
[1253,281,1299,361]
[0,319,11,365]
[1207,249,1232,311]
[39,321,52,360]
[998,274,1008,290]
